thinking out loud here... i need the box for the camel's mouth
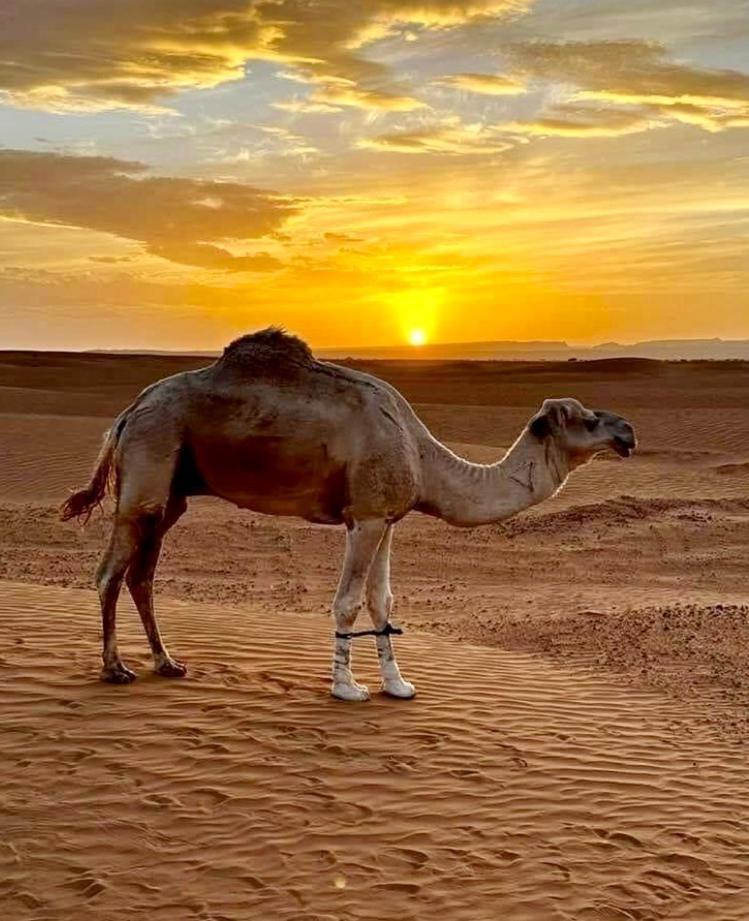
[612,435,635,458]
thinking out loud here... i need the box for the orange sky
[0,0,748,350]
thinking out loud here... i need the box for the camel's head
[529,398,636,464]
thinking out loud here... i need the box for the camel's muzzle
[612,421,636,458]
[613,436,634,457]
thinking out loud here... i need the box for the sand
[4,580,749,921]
[2,352,749,918]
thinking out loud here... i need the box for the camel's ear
[529,412,551,439]
[530,400,569,438]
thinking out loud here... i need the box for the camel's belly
[185,435,347,524]
[228,492,345,524]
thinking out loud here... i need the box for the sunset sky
[1,0,748,350]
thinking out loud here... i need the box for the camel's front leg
[331,519,387,701]
[366,526,415,699]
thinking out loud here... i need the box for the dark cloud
[0,149,292,272]
[0,1,525,112]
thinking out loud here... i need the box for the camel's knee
[97,515,152,597]
[367,587,393,625]
[125,568,151,597]
[333,598,363,630]
[96,555,123,600]
[130,508,165,537]
[124,512,163,584]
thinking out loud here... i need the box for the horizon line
[2,334,749,355]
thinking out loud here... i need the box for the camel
[62,328,636,701]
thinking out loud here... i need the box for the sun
[408,328,427,347]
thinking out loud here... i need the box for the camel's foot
[331,680,370,702]
[382,677,416,699]
[101,661,137,684]
[154,657,188,678]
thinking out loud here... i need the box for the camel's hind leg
[125,496,187,678]
[366,525,415,699]
[331,518,387,702]
[96,516,141,683]
[96,417,182,683]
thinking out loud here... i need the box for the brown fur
[219,326,314,372]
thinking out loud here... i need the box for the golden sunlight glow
[2,0,748,350]
[380,287,445,349]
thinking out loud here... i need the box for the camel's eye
[584,417,599,432]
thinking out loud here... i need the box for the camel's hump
[217,327,314,372]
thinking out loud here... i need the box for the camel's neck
[416,429,569,527]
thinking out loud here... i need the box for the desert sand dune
[2,580,749,921]
[2,354,749,917]
[0,414,105,501]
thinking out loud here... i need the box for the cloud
[359,120,512,154]
[272,99,343,114]
[647,101,749,132]
[0,0,527,113]
[148,243,282,272]
[504,104,657,137]
[324,232,365,244]
[509,40,749,105]
[435,72,526,95]
[508,40,749,132]
[308,82,426,111]
[0,149,293,272]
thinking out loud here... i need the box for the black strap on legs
[335,622,404,641]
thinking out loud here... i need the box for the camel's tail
[60,411,129,523]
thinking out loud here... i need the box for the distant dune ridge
[72,337,749,361]
[318,337,749,361]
